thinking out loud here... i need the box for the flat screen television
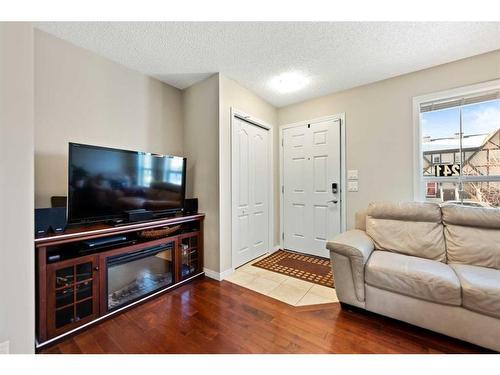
[68,143,186,224]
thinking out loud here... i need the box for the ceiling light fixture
[269,71,310,94]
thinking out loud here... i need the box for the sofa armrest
[327,230,375,305]
[327,229,374,262]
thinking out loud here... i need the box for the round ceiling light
[269,71,310,93]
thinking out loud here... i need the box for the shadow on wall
[185,163,195,199]
[35,151,67,208]
[145,77,184,157]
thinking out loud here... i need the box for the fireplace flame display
[107,244,173,311]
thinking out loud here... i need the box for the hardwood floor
[40,277,490,354]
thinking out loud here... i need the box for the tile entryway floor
[225,254,339,306]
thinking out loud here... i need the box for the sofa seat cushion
[365,251,461,306]
[451,264,500,319]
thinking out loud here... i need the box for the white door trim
[279,113,346,250]
[231,107,274,269]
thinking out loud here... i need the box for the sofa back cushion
[366,202,446,262]
[441,204,500,269]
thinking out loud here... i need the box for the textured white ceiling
[35,22,500,107]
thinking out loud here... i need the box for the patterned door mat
[252,250,334,288]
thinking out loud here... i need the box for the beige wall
[35,30,184,208]
[30,28,500,278]
[278,49,500,229]
[218,75,278,272]
[0,22,35,353]
[33,30,230,276]
[183,75,220,272]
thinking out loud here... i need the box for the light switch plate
[0,341,9,354]
[348,181,359,192]
[347,169,358,180]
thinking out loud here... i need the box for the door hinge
[281,185,284,194]
[282,232,284,240]
[281,138,284,147]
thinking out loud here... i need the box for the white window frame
[413,79,500,201]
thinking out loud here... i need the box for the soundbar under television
[68,143,186,224]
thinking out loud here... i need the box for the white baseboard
[204,267,235,281]
[220,268,235,280]
[0,341,9,354]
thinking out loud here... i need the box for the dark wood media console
[35,213,205,348]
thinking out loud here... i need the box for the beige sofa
[327,201,500,352]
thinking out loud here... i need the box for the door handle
[327,199,338,204]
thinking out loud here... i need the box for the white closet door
[233,117,270,268]
[283,119,341,258]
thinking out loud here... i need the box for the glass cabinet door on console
[178,233,201,280]
[46,254,99,338]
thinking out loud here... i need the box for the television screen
[68,143,186,224]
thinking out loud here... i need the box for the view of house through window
[420,91,500,207]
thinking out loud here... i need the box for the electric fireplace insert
[106,242,174,311]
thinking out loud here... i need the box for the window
[415,80,500,207]
[441,153,453,164]
[426,182,438,198]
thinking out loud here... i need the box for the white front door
[232,116,270,268]
[283,119,341,258]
